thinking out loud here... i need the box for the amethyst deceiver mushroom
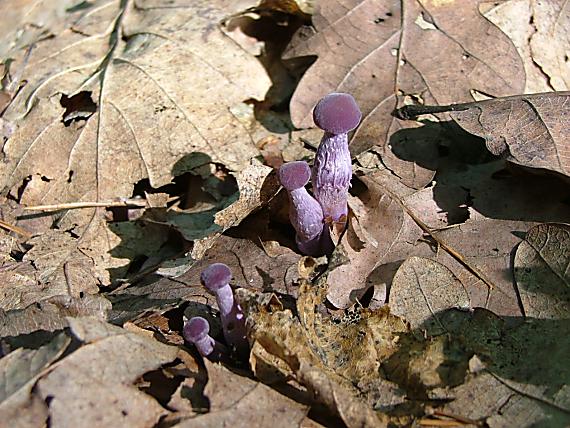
[201,263,247,355]
[183,316,228,361]
[278,160,327,256]
[312,93,361,223]
[183,317,215,357]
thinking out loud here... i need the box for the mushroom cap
[201,263,232,292]
[313,93,361,134]
[278,161,311,191]
[184,316,210,342]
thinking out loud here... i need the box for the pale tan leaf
[529,0,570,91]
[483,0,553,93]
[23,230,100,296]
[35,317,178,428]
[0,0,79,59]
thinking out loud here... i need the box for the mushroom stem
[312,132,351,223]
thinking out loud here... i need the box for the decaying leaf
[514,223,570,318]
[389,256,470,334]
[238,278,410,427]
[286,0,524,187]
[33,317,178,428]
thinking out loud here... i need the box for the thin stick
[0,219,32,239]
[24,199,148,211]
[418,419,466,426]
[432,410,481,425]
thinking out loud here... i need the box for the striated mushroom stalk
[278,161,329,256]
[183,316,227,361]
[312,93,362,224]
[200,263,247,356]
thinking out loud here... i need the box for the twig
[418,418,466,427]
[24,198,159,212]
[432,410,481,425]
[0,219,32,239]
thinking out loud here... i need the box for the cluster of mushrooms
[185,93,362,359]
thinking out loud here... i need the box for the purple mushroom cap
[184,316,210,342]
[201,263,232,292]
[278,161,311,191]
[313,92,362,134]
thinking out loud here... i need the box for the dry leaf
[34,317,178,428]
[0,294,111,337]
[389,256,470,334]
[0,333,70,428]
[326,179,423,309]
[238,280,409,426]
[0,0,79,59]
[0,0,271,284]
[397,92,570,177]
[174,360,308,428]
[483,0,553,93]
[529,0,570,91]
[514,223,570,318]
[23,229,101,296]
[286,0,524,187]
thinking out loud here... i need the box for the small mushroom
[278,160,330,256]
[183,317,217,357]
[312,92,361,223]
[201,263,247,355]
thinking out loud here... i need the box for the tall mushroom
[312,93,362,223]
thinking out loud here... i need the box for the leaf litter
[0,0,569,427]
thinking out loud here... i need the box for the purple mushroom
[183,316,227,360]
[278,161,328,256]
[201,263,247,355]
[184,316,215,356]
[312,93,361,224]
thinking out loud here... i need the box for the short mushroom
[201,263,247,355]
[312,93,361,223]
[183,316,216,357]
[278,160,328,255]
